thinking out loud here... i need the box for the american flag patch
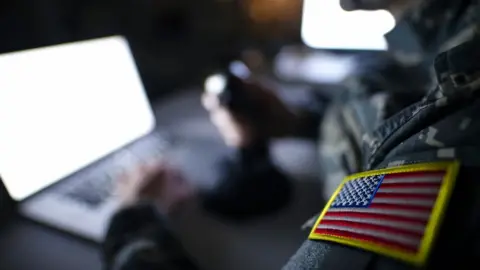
[309,162,459,266]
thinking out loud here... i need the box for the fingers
[115,161,168,196]
[201,92,221,111]
[210,108,252,147]
[202,92,251,147]
[157,170,195,215]
[114,156,196,215]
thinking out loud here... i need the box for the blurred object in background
[302,0,396,50]
[240,0,303,63]
[241,48,268,74]
[245,0,301,24]
[274,46,356,85]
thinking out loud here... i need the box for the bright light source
[0,36,156,201]
[301,0,396,50]
[205,74,227,95]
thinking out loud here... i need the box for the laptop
[0,36,168,242]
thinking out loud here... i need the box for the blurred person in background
[200,0,434,221]
[104,0,480,269]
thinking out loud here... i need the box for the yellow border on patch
[308,161,460,266]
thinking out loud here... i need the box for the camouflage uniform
[103,0,480,269]
[316,0,480,207]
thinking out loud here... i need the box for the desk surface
[0,216,102,270]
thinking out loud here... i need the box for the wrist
[120,199,169,217]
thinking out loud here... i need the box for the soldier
[103,0,480,269]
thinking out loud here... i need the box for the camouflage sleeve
[103,204,199,270]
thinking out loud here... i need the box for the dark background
[0,0,302,100]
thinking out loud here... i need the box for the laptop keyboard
[59,133,170,209]
[62,173,115,208]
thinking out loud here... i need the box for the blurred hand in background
[116,161,195,215]
[202,80,298,147]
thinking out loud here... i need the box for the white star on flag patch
[309,161,460,266]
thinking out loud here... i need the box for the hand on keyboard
[60,133,172,209]
[116,161,195,215]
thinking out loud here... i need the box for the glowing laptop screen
[0,36,156,200]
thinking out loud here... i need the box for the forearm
[103,204,199,270]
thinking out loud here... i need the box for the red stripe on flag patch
[319,220,424,238]
[368,203,433,212]
[379,182,442,189]
[314,228,419,253]
[374,193,438,200]
[324,211,429,225]
[381,171,445,179]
